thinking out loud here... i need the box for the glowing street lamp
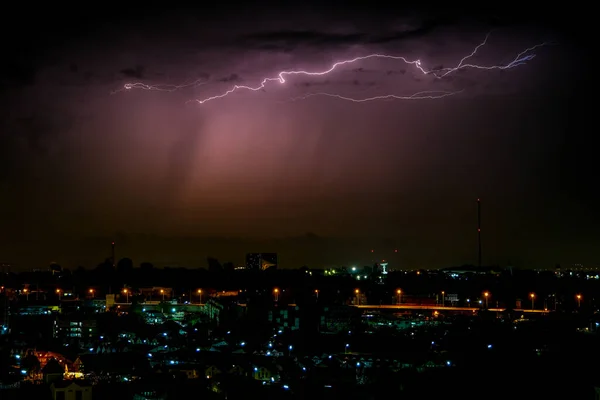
[530,293,535,310]
[314,289,319,299]
[197,289,203,304]
[160,289,165,301]
[576,294,582,308]
[441,291,445,306]
[56,288,62,300]
[122,288,129,303]
[354,289,360,305]
[89,289,95,298]
[483,292,490,309]
[273,288,279,302]
[396,289,402,304]
[23,288,29,301]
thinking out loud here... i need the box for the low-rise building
[50,380,92,400]
[53,318,97,339]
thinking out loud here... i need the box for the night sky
[0,4,594,270]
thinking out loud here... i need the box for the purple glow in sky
[0,5,594,270]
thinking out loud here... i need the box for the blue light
[487,344,492,349]
[283,385,289,389]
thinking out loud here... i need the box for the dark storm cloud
[367,18,455,44]
[294,80,375,88]
[241,31,366,50]
[120,66,145,79]
[0,61,38,88]
[218,74,241,83]
[239,17,454,52]
[351,68,378,74]
[386,69,407,75]
[294,81,331,88]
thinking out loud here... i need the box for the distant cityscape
[1,253,600,399]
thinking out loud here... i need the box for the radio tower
[477,198,482,267]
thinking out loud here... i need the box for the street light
[56,288,61,300]
[160,289,165,301]
[23,288,29,301]
[123,288,129,303]
[273,288,279,302]
[530,293,535,310]
[576,294,582,308]
[441,291,445,306]
[314,289,319,299]
[483,292,489,309]
[89,289,95,298]
[396,289,402,304]
[354,289,360,305]
[197,289,202,304]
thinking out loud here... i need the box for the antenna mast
[477,198,482,267]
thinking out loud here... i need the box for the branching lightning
[112,79,208,94]
[121,33,549,104]
[287,90,462,103]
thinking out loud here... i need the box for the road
[129,302,549,313]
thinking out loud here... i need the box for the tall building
[246,253,278,270]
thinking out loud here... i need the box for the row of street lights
[20,287,587,309]
[354,288,583,310]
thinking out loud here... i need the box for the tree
[207,257,222,272]
[96,258,114,272]
[117,258,134,274]
[21,351,41,376]
[140,262,154,271]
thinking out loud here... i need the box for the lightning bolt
[121,33,549,104]
[287,90,462,103]
[434,35,550,78]
[112,78,208,94]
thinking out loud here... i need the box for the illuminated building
[245,253,278,270]
[53,318,97,339]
